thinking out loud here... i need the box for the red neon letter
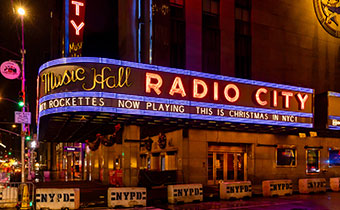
[255,88,268,106]
[297,93,309,110]
[224,84,240,103]
[146,72,162,95]
[281,91,293,108]
[71,1,84,16]
[193,79,208,99]
[272,90,278,107]
[169,77,186,97]
[70,20,85,35]
[214,82,218,101]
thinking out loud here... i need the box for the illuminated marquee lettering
[82,66,131,91]
[297,93,309,110]
[169,77,186,97]
[193,79,208,99]
[224,84,240,103]
[146,72,162,95]
[273,90,278,107]
[146,102,185,113]
[255,88,268,106]
[46,97,104,109]
[214,82,219,101]
[41,68,85,94]
[70,20,85,36]
[71,1,84,16]
[281,91,293,108]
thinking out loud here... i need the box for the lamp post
[18,7,26,183]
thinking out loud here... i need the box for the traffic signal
[8,152,11,155]
[25,136,31,141]
[18,91,24,108]
[18,100,24,108]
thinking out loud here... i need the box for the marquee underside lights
[38,57,314,128]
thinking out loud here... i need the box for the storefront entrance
[208,145,247,185]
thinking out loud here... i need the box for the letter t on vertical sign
[65,0,86,57]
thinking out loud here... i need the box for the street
[81,192,340,210]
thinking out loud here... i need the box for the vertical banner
[65,0,86,57]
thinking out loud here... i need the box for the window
[161,156,166,171]
[170,0,185,68]
[329,149,340,167]
[235,0,251,79]
[306,149,320,174]
[202,0,220,74]
[276,147,296,167]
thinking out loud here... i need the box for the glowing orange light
[17,8,25,16]
[193,79,208,99]
[281,91,293,108]
[214,82,218,101]
[169,77,186,97]
[224,84,240,103]
[272,90,278,107]
[255,88,268,106]
[70,20,85,35]
[297,93,308,110]
[145,72,162,95]
[71,1,84,16]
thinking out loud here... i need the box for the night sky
[0,0,51,157]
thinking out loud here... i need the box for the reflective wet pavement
[82,192,340,210]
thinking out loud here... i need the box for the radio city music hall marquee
[38,57,314,128]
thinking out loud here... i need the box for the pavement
[80,192,340,210]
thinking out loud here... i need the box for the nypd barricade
[36,188,80,210]
[0,187,18,208]
[167,184,203,204]
[108,187,146,208]
[219,181,252,200]
[330,177,340,191]
[262,180,293,197]
[298,178,326,194]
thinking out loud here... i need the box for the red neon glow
[71,1,84,16]
[193,79,208,99]
[224,84,240,103]
[169,77,186,97]
[70,20,85,35]
[214,82,218,101]
[145,72,162,95]
[255,88,268,106]
[273,90,278,107]
[281,91,293,108]
[297,93,309,110]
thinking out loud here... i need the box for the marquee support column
[122,125,140,187]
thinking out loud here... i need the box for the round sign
[313,0,340,38]
[0,61,21,80]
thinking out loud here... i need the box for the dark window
[306,149,320,173]
[170,1,185,68]
[170,0,184,6]
[235,0,251,79]
[202,0,220,74]
[276,148,296,167]
[329,150,340,167]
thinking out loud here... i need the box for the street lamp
[17,7,26,183]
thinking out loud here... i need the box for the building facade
[38,0,340,188]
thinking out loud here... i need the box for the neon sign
[65,0,85,57]
[38,57,314,128]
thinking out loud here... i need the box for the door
[208,148,247,184]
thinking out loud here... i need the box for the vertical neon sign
[65,0,86,57]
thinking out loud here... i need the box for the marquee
[38,57,314,128]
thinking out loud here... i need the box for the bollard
[21,184,29,210]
